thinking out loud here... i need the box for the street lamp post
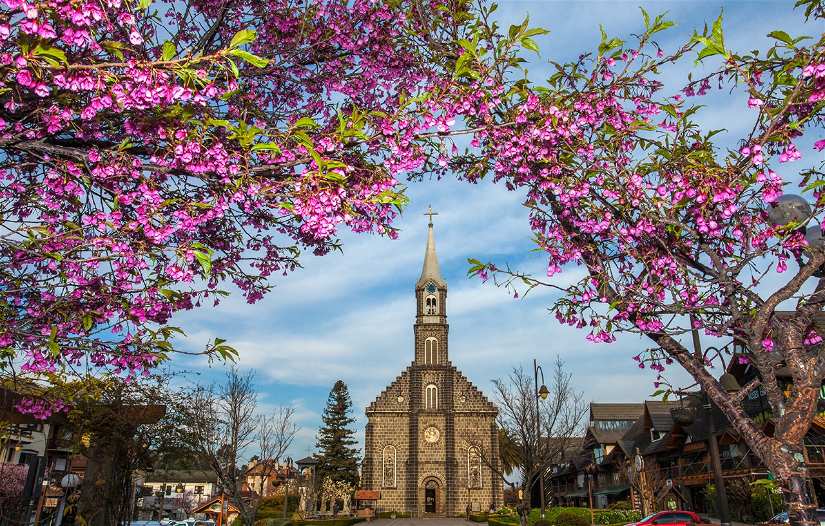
[284,457,293,520]
[585,464,596,526]
[689,319,732,526]
[54,473,81,526]
[534,359,550,519]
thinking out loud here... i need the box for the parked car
[625,511,703,526]
[760,510,825,526]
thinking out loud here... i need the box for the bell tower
[414,206,448,366]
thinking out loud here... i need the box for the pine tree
[315,380,360,487]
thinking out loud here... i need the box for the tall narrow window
[468,447,483,488]
[425,384,438,410]
[382,445,397,487]
[424,337,439,364]
[425,295,438,315]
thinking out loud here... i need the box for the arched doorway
[425,480,437,513]
[419,477,444,515]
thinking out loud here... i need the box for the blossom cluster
[0,0,482,415]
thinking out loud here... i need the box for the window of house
[165,485,172,496]
[593,447,604,464]
[195,485,203,495]
[425,338,439,364]
[426,384,438,410]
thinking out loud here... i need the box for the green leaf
[228,49,269,68]
[32,44,67,66]
[293,117,319,129]
[640,7,650,29]
[161,41,176,61]
[227,58,240,78]
[101,40,126,60]
[230,29,257,49]
[803,180,825,193]
[711,12,725,49]
[82,314,93,331]
[252,142,282,153]
[137,0,152,10]
[520,37,540,54]
[523,27,549,38]
[767,30,794,46]
[191,247,213,277]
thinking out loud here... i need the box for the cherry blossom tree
[0,0,491,415]
[451,2,825,525]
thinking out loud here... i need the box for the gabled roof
[193,495,240,515]
[590,403,644,421]
[645,401,680,431]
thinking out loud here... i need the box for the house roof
[296,456,317,467]
[144,470,217,484]
[645,401,680,431]
[193,495,240,515]
[590,403,644,421]
[543,437,585,461]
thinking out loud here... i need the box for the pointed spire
[418,206,446,287]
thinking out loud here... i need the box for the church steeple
[417,206,446,288]
[414,206,448,366]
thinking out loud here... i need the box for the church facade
[361,213,503,516]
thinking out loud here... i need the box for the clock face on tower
[426,282,437,294]
[424,426,440,443]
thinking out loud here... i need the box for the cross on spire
[424,205,438,226]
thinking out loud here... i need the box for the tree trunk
[779,474,818,526]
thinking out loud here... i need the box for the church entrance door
[424,481,437,513]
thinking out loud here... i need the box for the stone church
[361,211,503,516]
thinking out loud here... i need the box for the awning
[594,486,630,496]
[559,490,588,497]
[355,490,380,500]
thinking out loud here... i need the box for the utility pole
[690,318,730,526]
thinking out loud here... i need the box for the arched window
[468,447,483,488]
[425,295,438,315]
[382,445,396,487]
[424,337,439,364]
[425,384,438,410]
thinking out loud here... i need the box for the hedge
[470,513,489,522]
[489,517,519,526]
[291,519,366,526]
[532,507,640,526]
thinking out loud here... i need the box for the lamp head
[61,473,81,489]
[767,194,812,227]
[806,225,825,252]
[538,385,550,400]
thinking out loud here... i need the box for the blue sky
[169,1,821,460]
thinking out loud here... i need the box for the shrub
[535,520,552,526]
[608,502,633,511]
[556,510,591,526]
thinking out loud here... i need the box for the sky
[168,1,822,460]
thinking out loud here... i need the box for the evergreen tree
[315,380,360,487]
